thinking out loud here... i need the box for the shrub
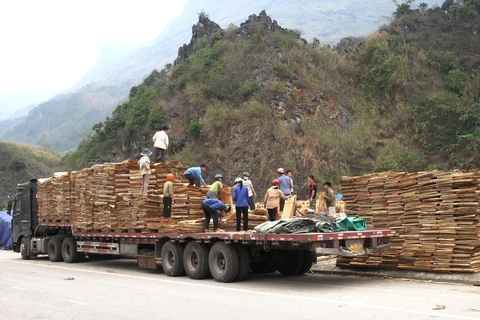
[445,69,468,93]
[189,118,202,138]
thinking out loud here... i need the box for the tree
[393,0,415,17]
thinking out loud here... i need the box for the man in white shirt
[242,172,257,211]
[152,126,169,162]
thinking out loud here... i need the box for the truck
[10,179,395,282]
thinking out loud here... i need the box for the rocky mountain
[61,1,480,198]
[0,0,441,152]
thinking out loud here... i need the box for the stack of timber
[337,170,480,273]
[37,178,53,222]
[37,160,215,233]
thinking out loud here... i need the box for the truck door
[11,181,36,252]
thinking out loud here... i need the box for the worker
[152,126,169,163]
[184,164,208,187]
[138,148,152,195]
[242,172,257,211]
[207,174,227,199]
[162,173,175,222]
[264,179,289,221]
[308,175,317,210]
[322,181,336,216]
[277,168,292,217]
[286,170,294,195]
[233,177,249,231]
[202,198,231,232]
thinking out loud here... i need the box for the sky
[0,0,186,117]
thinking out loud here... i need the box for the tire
[234,244,250,281]
[62,237,79,263]
[183,242,210,279]
[275,250,304,276]
[20,237,30,260]
[250,258,276,274]
[298,250,316,274]
[208,242,239,283]
[47,237,63,262]
[161,242,185,277]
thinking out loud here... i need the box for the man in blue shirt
[277,168,292,216]
[202,198,231,232]
[184,164,208,187]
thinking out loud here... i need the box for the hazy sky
[0,0,186,103]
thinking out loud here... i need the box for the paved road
[1,250,479,320]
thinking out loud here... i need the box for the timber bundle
[36,160,268,233]
[37,160,208,232]
[337,170,480,273]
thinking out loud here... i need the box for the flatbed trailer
[11,180,396,282]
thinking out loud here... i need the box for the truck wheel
[62,237,79,263]
[298,250,316,274]
[161,242,185,277]
[20,237,30,260]
[250,258,276,274]
[208,242,239,283]
[234,244,250,281]
[275,250,304,276]
[183,242,209,279]
[47,237,64,262]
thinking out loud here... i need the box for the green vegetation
[0,141,63,202]
[61,2,480,197]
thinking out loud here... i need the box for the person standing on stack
[277,168,292,217]
[286,170,294,195]
[138,148,152,195]
[308,175,317,211]
[207,174,228,199]
[323,181,336,216]
[184,164,208,187]
[233,177,249,231]
[152,126,169,163]
[264,179,289,221]
[162,173,175,222]
[242,172,257,211]
[202,198,231,232]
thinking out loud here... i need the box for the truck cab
[11,180,38,259]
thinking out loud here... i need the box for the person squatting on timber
[184,164,208,187]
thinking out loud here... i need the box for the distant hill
[0,0,441,152]
[62,1,480,198]
[0,141,63,203]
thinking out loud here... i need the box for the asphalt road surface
[1,250,479,320]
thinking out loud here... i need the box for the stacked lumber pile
[70,168,93,231]
[37,160,216,233]
[37,178,53,222]
[337,170,480,273]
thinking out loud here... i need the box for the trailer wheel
[298,250,316,274]
[47,237,63,262]
[20,237,30,260]
[234,244,250,281]
[208,242,239,283]
[161,242,185,277]
[62,237,79,263]
[275,250,304,276]
[183,242,210,279]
